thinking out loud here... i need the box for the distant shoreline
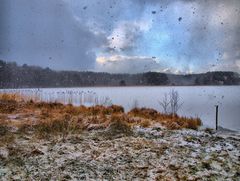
[1,60,240,88]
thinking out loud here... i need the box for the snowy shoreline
[0,126,239,180]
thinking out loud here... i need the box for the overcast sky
[0,0,240,74]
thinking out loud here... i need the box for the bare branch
[159,89,183,115]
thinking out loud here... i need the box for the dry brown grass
[140,119,151,128]
[0,94,202,140]
[128,108,202,130]
[33,101,64,110]
[128,108,159,119]
[0,93,25,114]
[33,114,83,138]
[87,105,124,115]
[63,104,86,115]
[0,100,18,114]
[161,116,202,130]
[34,103,124,117]
[33,112,132,139]
[0,93,23,102]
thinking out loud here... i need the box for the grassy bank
[0,93,201,139]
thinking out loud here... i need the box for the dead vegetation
[102,115,133,139]
[0,99,18,114]
[0,93,202,141]
[0,93,23,102]
[129,107,202,130]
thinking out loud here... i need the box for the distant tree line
[0,60,239,88]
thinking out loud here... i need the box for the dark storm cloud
[0,0,105,70]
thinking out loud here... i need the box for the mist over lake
[2,86,240,131]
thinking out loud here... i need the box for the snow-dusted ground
[0,127,239,180]
[1,86,240,131]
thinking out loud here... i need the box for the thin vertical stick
[215,105,219,131]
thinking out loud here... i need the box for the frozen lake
[1,86,240,131]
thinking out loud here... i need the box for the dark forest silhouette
[0,60,239,88]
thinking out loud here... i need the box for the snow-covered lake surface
[1,86,240,131]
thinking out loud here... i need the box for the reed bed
[0,89,112,106]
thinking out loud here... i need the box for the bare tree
[158,89,183,115]
[158,93,170,114]
[169,89,183,115]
